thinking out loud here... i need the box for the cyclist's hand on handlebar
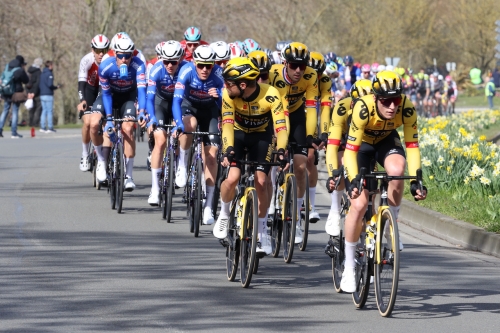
[348,176,362,199]
[326,177,335,193]
[146,115,157,131]
[104,120,115,134]
[77,101,87,112]
[137,110,147,127]
[222,146,235,167]
[410,181,428,201]
[277,148,287,168]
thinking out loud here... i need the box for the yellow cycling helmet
[282,42,310,64]
[222,57,260,81]
[371,70,402,98]
[247,50,271,72]
[309,51,326,74]
[349,79,373,100]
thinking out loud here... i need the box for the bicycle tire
[164,149,175,223]
[109,151,116,209]
[193,158,202,237]
[240,188,258,288]
[92,153,97,188]
[212,161,222,218]
[333,192,349,292]
[87,144,94,172]
[161,157,167,219]
[186,164,194,233]
[352,229,370,308]
[283,174,297,264]
[298,173,310,251]
[374,207,400,317]
[271,175,282,257]
[116,143,124,214]
[226,205,239,281]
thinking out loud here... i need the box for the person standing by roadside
[485,76,496,110]
[39,60,60,133]
[26,58,43,128]
[0,55,29,138]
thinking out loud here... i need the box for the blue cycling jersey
[172,62,224,124]
[98,56,147,117]
[146,60,188,116]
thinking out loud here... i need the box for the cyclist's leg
[90,95,110,182]
[176,101,197,187]
[118,92,138,190]
[148,97,169,205]
[307,143,321,221]
[80,110,92,171]
[326,149,345,236]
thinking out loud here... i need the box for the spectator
[493,67,500,89]
[0,55,29,138]
[26,57,43,127]
[485,76,496,110]
[39,60,60,133]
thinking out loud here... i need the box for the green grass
[456,95,490,108]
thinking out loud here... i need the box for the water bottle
[119,64,128,79]
[107,127,116,143]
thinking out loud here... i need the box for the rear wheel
[212,159,222,218]
[271,173,282,257]
[226,205,239,281]
[283,174,297,264]
[240,189,258,288]
[193,158,203,237]
[374,208,400,317]
[352,229,370,308]
[116,143,124,213]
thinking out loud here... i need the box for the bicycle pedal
[219,239,229,248]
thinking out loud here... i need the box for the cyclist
[145,40,187,205]
[243,38,261,54]
[325,62,345,103]
[342,55,361,91]
[103,32,146,64]
[307,51,332,223]
[228,42,245,59]
[77,34,110,172]
[210,41,231,68]
[445,75,458,114]
[180,26,209,62]
[341,70,427,292]
[361,64,372,81]
[146,42,165,79]
[213,57,288,255]
[172,45,224,225]
[93,36,147,191]
[268,42,318,244]
[325,79,372,236]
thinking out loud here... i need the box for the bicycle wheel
[193,158,203,237]
[164,149,175,222]
[92,152,97,188]
[298,173,309,251]
[282,174,297,264]
[352,230,371,308]
[226,205,239,281]
[116,143,125,213]
[374,208,400,317]
[212,160,222,217]
[240,188,258,288]
[186,166,194,233]
[271,175,282,257]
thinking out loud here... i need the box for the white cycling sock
[95,145,104,162]
[205,185,214,208]
[125,157,134,178]
[220,199,231,218]
[330,190,342,214]
[151,168,161,192]
[309,186,316,211]
[344,240,358,269]
[82,142,90,157]
[179,147,187,168]
[390,205,400,221]
[258,217,267,235]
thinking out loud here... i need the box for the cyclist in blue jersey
[145,40,187,205]
[172,45,224,225]
[92,36,147,191]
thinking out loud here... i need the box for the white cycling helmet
[110,32,130,50]
[192,45,216,62]
[210,41,230,61]
[377,64,386,72]
[438,74,444,80]
[386,65,394,72]
[91,34,110,49]
[228,43,245,59]
[114,37,135,53]
[161,40,184,60]
[155,42,166,56]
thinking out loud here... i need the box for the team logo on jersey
[137,73,145,80]
[190,90,209,98]
[115,79,133,87]
[387,122,394,127]
[175,82,185,90]
[374,120,383,128]
[243,104,247,109]
[359,105,369,120]
[413,134,418,138]
[337,104,347,116]
[161,84,175,93]
[403,107,414,118]
[251,106,259,111]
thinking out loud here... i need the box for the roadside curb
[316,154,500,258]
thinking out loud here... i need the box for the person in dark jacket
[0,55,29,138]
[39,60,60,133]
[26,58,43,127]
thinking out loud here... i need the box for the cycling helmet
[354,62,361,68]
[243,38,261,54]
[386,65,394,72]
[160,40,184,60]
[263,48,274,65]
[324,52,337,63]
[361,63,371,72]
[309,52,326,74]
[377,64,386,72]
[228,43,245,59]
[371,70,403,98]
[111,32,130,50]
[445,75,452,82]
[91,34,110,49]
[114,37,135,53]
[210,41,230,61]
[247,50,271,72]
[344,55,354,66]
[325,61,338,75]
[282,42,310,64]
[192,45,216,62]
[184,26,202,42]
[349,79,373,100]
[438,74,444,80]
[155,42,165,56]
[222,57,260,81]
[276,40,292,52]
[234,41,245,54]
[336,56,344,66]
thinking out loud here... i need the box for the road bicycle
[154,124,177,222]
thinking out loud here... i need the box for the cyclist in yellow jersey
[268,42,318,244]
[307,52,332,223]
[340,71,427,293]
[325,79,372,237]
[213,58,287,256]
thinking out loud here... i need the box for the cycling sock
[309,186,316,211]
[179,147,187,168]
[82,142,90,157]
[390,205,400,221]
[95,145,104,162]
[102,146,110,165]
[151,168,161,192]
[344,241,358,269]
[330,190,342,214]
[205,185,214,208]
[220,199,231,218]
[125,157,134,178]
[258,217,267,235]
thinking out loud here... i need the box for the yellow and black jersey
[221,83,288,154]
[325,96,352,176]
[269,64,318,136]
[318,73,333,135]
[343,94,420,181]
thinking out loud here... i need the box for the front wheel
[164,149,175,222]
[193,158,203,237]
[298,173,309,251]
[116,143,124,214]
[282,174,297,264]
[352,230,370,308]
[240,189,258,288]
[374,208,400,317]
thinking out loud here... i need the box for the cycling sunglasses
[163,60,179,66]
[215,60,228,66]
[93,47,109,54]
[187,42,199,47]
[379,96,402,107]
[288,62,307,71]
[116,53,132,60]
[258,72,269,81]
[196,62,213,70]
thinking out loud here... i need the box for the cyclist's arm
[172,65,191,127]
[78,53,92,103]
[319,74,333,135]
[402,97,421,177]
[221,89,235,153]
[268,86,288,150]
[146,74,157,117]
[343,100,368,181]
[305,70,319,137]
[326,103,348,177]
[135,58,147,111]
[98,66,113,117]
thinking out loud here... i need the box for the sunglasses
[379,96,402,107]
[116,53,132,60]
[187,42,199,47]
[163,60,178,66]
[224,80,237,87]
[93,48,109,54]
[215,60,228,66]
[258,72,269,81]
[196,63,213,70]
[288,62,307,71]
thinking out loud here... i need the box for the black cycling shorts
[288,106,308,157]
[231,129,273,175]
[83,85,99,114]
[181,99,220,146]
[154,94,173,127]
[92,89,138,119]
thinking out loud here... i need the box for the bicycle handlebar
[183,131,220,136]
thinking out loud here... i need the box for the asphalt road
[1,129,500,332]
